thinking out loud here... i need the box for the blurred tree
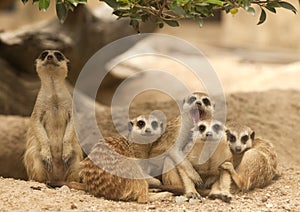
[21,0,297,31]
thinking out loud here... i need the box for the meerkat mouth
[44,61,59,67]
[190,107,206,124]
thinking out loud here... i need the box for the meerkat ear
[128,121,133,131]
[250,131,255,140]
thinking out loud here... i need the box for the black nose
[206,131,213,137]
[235,146,242,152]
[145,128,151,134]
[196,101,202,106]
[47,55,53,60]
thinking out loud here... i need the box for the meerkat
[149,92,214,198]
[219,122,278,191]
[49,136,172,203]
[163,119,233,202]
[128,114,165,186]
[24,50,83,183]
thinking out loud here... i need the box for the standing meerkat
[24,50,83,182]
[220,122,278,191]
[149,92,214,198]
[164,119,233,202]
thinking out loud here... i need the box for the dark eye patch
[137,120,145,128]
[241,135,249,144]
[202,98,211,106]
[198,124,206,132]
[151,121,158,129]
[54,52,64,61]
[39,51,49,60]
[228,134,236,143]
[188,96,196,104]
[212,124,221,132]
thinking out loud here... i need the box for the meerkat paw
[208,191,232,203]
[42,155,53,172]
[185,191,202,201]
[62,146,73,166]
[41,149,53,172]
[219,161,234,172]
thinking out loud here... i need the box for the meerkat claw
[43,157,53,172]
[185,191,202,201]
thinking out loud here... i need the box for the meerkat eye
[54,52,64,61]
[39,51,49,60]
[202,98,211,106]
[212,124,221,132]
[229,134,236,143]
[241,135,249,144]
[198,125,206,132]
[188,96,196,104]
[151,121,158,129]
[137,120,145,128]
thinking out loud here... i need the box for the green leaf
[103,0,118,8]
[203,0,224,6]
[56,1,68,23]
[257,8,266,25]
[278,1,297,14]
[246,7,255,16]
[21,0,28,4]
[172,6,186,16]
[266,2,281,8]
[243,0,250,10]
[265,6,276,13]
[39,0,50,11]
[129,19,140,32]
[164,20,180,27]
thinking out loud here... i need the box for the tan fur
[220,123,278,191]
[24,50,83,182]
[79,137,171,203]
[147,92,214,198]
[164,120,233,202]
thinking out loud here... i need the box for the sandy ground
[1,90,300,211]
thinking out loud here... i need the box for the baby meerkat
[150,92,214,198]
[24,50,83,182]
[220,122,278,191]
[174,119,233,202]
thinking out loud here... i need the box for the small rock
[189,198,202,204]
[175,196,188,203]
[266,203,273,208]
[59,185,70,193]
[266,193,271,198]
[70,203,77,209]
[146,205,156,210]
[261,197,268,202]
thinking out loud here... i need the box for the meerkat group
[23,50,279,204]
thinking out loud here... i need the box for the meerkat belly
[44,108,68,154]
[189,142,231,176]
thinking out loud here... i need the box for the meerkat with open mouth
[220,122,278,191]
[149,92,214,199]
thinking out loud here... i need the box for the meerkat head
[128,114,164,144]
[192,119,225,142]
[182,92,214,124]
[225,122,255,154]
[35,50,69,80]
